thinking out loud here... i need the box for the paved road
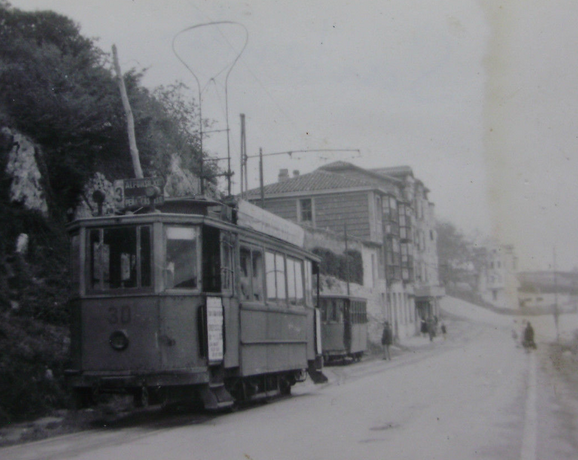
[2,311,577,460]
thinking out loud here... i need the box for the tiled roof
[245,169,374,197]
[321,161,403,184]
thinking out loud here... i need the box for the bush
[0,314,70,425]
[312,247,363,285]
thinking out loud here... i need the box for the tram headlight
[109,330,129,351]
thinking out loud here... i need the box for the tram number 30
[108,306,131,325]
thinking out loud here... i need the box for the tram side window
[252,250,264,301]
[287,257,304,306]
[287,258,295,304]
[304,260,313,306]
[90,226,152,290]
[240,247,251,300]
[240,246,265,301]
[266,251,276,302]
[276,253,286,301]
[265,251,287,303]
[165,226,198,289]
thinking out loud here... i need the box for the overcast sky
[10,0,578,272]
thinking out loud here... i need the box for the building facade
[477,243,519,309]
[246,162,444,342]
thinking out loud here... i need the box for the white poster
[206,296,224,362]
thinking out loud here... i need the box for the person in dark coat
[523,321,537,349]
[427,318,436,341]
[381,321,393,360]
[420,318,428,337]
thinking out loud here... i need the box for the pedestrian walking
[381,321,393,360]
[427,318,435,342]
[523,321,537,349]
[441,322,447,339]
[420,318,428,337]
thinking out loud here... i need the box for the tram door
[343,299,352,352]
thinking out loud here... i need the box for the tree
[0,5,129,212]
[436,220,475,287]
[0,5,218,214]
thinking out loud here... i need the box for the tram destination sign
[114,177,165,209]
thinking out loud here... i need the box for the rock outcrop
[3,127,48,216]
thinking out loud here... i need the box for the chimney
[278,168,289,182]
[293,170,300,177]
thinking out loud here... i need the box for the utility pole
[112,45,143,179]
[553,246,560,342]
[344,223,350,296]
[259,148,264,208]
[240,114,246,199]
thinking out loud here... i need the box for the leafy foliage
[0,314,69,425]
[436,219,485,289]
[0,4,218,215]
[312,247,363,285]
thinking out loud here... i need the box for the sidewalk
[393,333,439,352]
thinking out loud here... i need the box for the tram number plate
[108,306,131,325]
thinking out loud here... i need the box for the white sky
[9,0,578,272]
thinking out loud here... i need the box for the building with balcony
[245,162,444,340]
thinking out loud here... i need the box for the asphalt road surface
[3,300,578,460]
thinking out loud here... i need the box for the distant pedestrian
[523,321,537,349]
[381,321,393,360]
[420,319,428,337]
[427,318,436,342]
[441,322,447,339]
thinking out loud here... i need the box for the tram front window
[89,226,152,290]
[165,226,199,289]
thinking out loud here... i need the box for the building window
[299,198,313,223]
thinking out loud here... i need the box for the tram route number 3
[108,306,131,325]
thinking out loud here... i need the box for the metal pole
[259,147,264,208]
[199,98,204,195]
[240,113,245,198]
[553,246,559,341]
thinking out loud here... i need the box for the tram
[65,186,326,410]
[319,295,368,363]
